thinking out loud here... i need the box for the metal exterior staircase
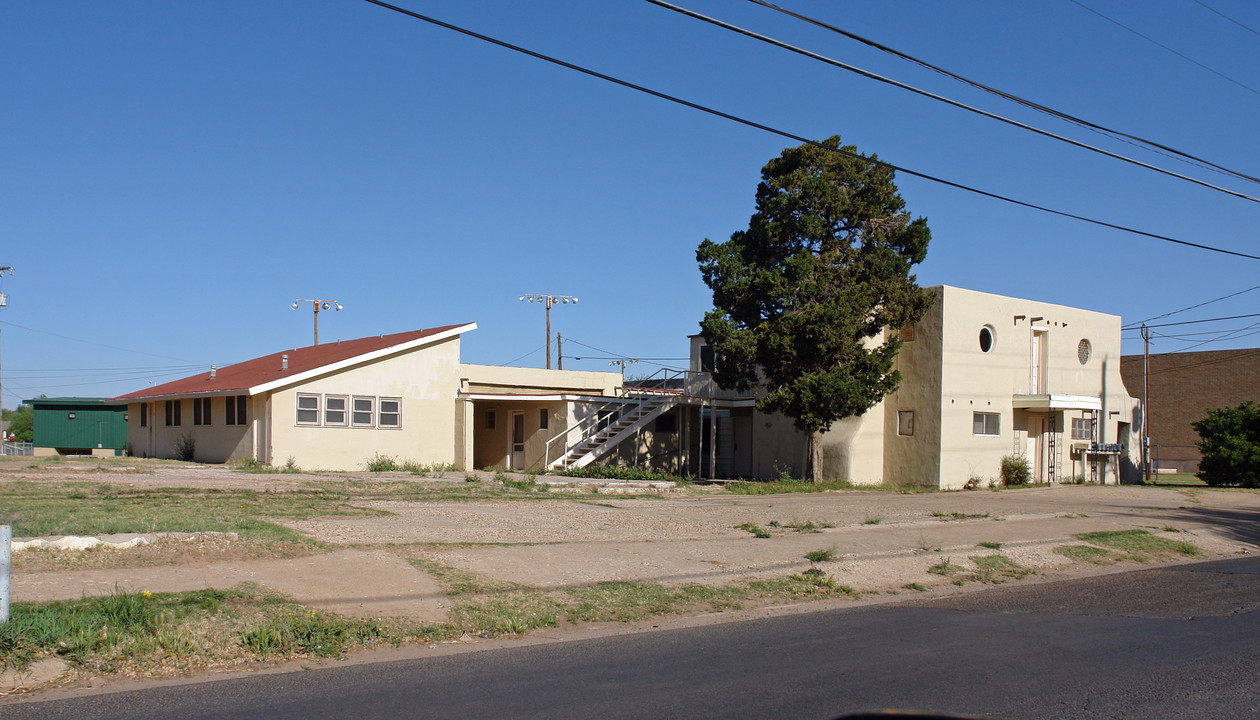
[551,394,681,470]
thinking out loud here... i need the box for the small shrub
[282,457,301,474]
[172,434,195,462]
[804,548,835,563]
[736,521,771,539]
[366,454,399,472]
[1000,455,1031,486]
[902,582,926,592]
[862,517,882,525]
[977,541,1001,550]
[927,559,963,576]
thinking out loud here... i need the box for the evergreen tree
[697,136,931,481]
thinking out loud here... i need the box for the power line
[1069,0,1260,98]
[744,0,1260,185]
[1125,312,1260,330]
[646,0,1260,202]
[1129,283,1260,326]
[362,0,1260,262]
[499,345,544,366]
[0,320,202,364]
[1192,0,1260,37]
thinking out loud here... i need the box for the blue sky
[3,0,1258,407]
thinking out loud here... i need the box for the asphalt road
[4,556,1259,720]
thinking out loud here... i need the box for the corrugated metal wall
[32,403,128,450]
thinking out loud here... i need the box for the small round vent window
[1078,339,1092,365]
[979,326,994,353]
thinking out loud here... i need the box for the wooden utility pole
[1142,324,1151,484]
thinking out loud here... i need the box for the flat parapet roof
[1012,393,1102,410]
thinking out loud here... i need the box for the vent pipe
[210,365,217,380]
[282,354,289,371]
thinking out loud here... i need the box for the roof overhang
[249,323,475,395]
[1012,393,1102,411]
[462,393,615,403]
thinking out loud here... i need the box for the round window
[979,326,994,353]
[1078,339,1092,365]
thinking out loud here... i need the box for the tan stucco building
[111,324,639,473]
[691,286,1143,488]
[112,286,1141,486]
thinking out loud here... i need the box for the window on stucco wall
[897,411,914,436]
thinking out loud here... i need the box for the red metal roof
[110,325,469,402]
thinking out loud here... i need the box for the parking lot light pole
[519,294,577,369]
[291,298,342,346]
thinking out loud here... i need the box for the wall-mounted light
[68,412,76,420]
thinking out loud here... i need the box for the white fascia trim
[248,323,476,396]
[463,393,612,402]
[1012,393,1102,411]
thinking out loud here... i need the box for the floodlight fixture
[519,293,579,369]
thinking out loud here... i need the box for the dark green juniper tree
[697,136,931,481]
[1192,401,1260,488]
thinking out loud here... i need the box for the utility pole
[519,294,577,369]
[1142,323,1150,485]
[0,265,13,432]
[291,298,342,346]
[557,333,562,370]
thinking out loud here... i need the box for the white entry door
[1030,416,1046,483]
[1031,329,1047,394]
[510,411,526,470]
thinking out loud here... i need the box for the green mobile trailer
[25,397,128,456]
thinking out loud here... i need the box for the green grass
[231,457,302,474]
[736,521,771,539]
[1053,544,1114,564]
[968,555,1034,584]
[1073,529,1200,560]
[902,582,926,592]
[725,478,855,494]
[1144,472,1206,487]
[784,519,835,533]
[931,510,990,521]
[552,463,691,485]
[927,559,964,576]
[862,517,883,525]
[0,481,366,543]
[977,541,1002,550]
[804,548,835,563]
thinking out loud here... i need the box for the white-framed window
[1071,417,1093,441]
[378,398,401,428]
[325,395,348,426]
[897,410,914,436]
[973,412,1000,436]
[352,396,375,427]
[296,393,320,425]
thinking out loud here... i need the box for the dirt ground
[8,462,1260,627]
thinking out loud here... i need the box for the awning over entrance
[1012,393,1102,410]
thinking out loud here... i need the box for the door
[510,411,525,470]
[1029,416,1046,483]
[1030,329,1047,394]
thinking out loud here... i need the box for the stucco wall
[933,286,1140,487]
[884,293,944,487]
[471,399,570,471]
[125,399,252,463]
[461,364,621,396]
[267,337,461,471]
